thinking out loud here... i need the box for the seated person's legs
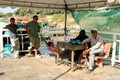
[88,49,104,70]
[10,38,20,58]
[74,50,83,63]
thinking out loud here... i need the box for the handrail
[0,28,120,66]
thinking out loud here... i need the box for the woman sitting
[70,29,88,64]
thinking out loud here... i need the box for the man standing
[5,18,20,58]
[82,28,104,73]
[25,15,41,58]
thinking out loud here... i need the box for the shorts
[30,36,40,48]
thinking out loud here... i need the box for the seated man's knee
[89,50,95,55]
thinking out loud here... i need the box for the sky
[0,7,18,14]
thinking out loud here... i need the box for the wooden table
[56,41,85,71]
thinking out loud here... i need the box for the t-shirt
[26,21,40,37]
[5,24,18,38]
[83,35,104,50]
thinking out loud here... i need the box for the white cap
[91,28,98,32]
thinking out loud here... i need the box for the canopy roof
[0,0,120,10]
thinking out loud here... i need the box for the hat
[91,28,98,32]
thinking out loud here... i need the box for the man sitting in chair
[82,28,104,73]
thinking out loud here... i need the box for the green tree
[5,13,13,17]
[15,9,27,16]
[0,13,4,17]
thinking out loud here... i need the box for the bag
[70,40,82,45]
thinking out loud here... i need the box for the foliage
[52,14,64,21]
[15,9,27,16]
[15,8,65,16]
[41,10,54,15]
[0,13,4,17]
[0,9,76,28]
[5,13,13,17]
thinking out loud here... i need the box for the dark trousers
[74,50,83,63]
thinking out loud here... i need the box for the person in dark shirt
[71,29,88,63]
[5,18,20,58]
[71,29,88,42]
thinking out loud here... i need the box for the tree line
[0,8,65,17]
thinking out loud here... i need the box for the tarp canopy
[0,0,120,10]
[69,8,120,33]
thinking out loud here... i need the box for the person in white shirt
[82,28,104,73]
[5,18,20,58]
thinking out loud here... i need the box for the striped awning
[0,0,120,10]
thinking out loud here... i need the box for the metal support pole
[63,0,68,42]
[64,5,67,36]
[111,34,116,66]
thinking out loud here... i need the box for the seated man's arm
[82,37,92,54]
[82,38,91,48]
